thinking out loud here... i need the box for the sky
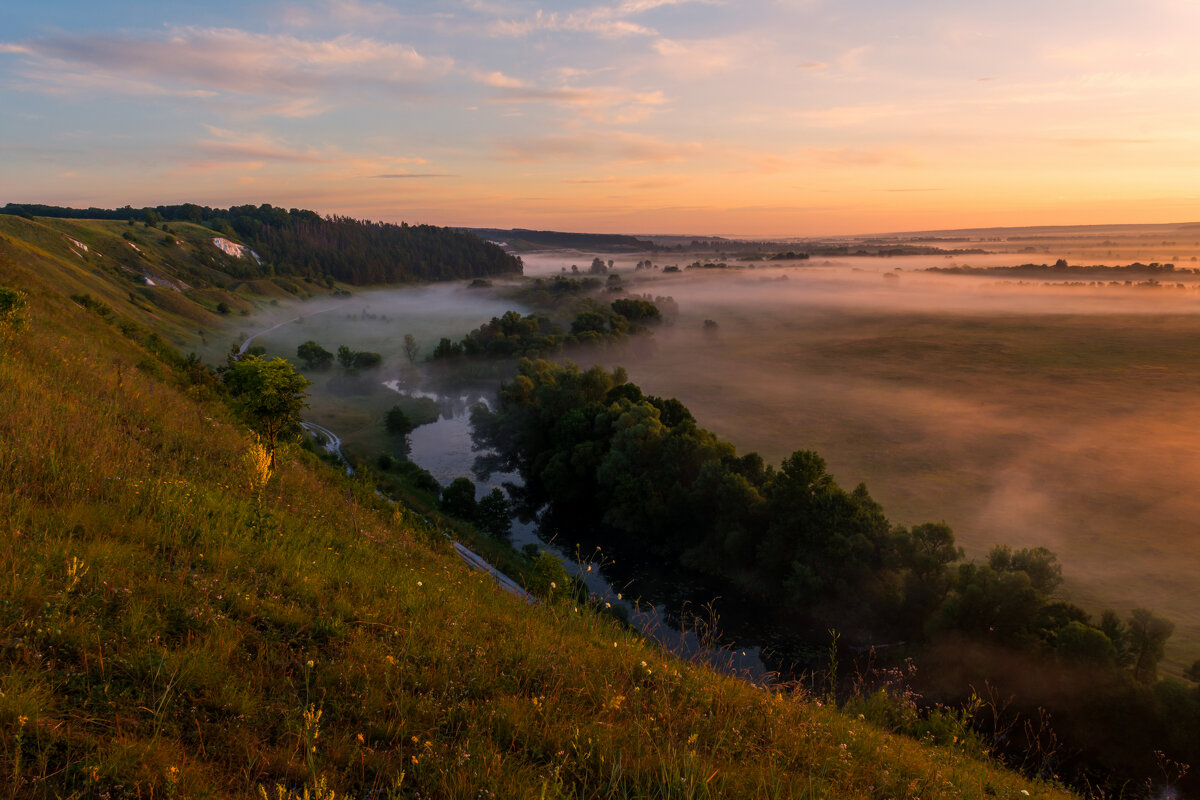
[2,0,1199,237]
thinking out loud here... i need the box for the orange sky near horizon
[3,0,1199,237]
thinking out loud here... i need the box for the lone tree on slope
[223,355,311,468]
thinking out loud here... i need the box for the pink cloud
[5,27,449,104]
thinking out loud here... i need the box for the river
[393,382,774,680]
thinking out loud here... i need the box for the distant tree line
[459,227,659,252]
[295,340,382,371]
[430,301,661,362]
[926,259,1195,277]
[1,203,523,285]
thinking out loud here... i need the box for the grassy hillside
[0,218,1068,798]
[0,214,339,347]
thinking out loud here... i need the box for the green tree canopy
[1055,621,1118,667]
[222,356,311,467]
[1129,608,1175,683]
[477,488,512,539]
[441,477,478,522]
[385,406,414,436]
[296,340,333,370]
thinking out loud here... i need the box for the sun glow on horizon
[2,0,1199,236]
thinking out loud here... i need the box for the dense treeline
[431,301,661,362]
[471,359,1092,645]
[1,202,522,285]
[926,259,1195,277]
[460,227,659,252]
[470,358,1200,791]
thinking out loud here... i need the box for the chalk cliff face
[0,210,1059,800]
[211,235,262,264]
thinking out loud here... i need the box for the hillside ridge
[0,213,1065,798]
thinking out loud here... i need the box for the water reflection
[392,381,773,681]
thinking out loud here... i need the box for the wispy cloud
[652,36,740,75]
[562,176,621,183]
[1052,137,1158,148]
[804,146,922,168]
[494,131,700,163]
[490,0,714,38]
[486,83,666,124]
[2,27,450,109]
[792,103,905,128]
[470,69,529,89]
[491,9,653,37]
[373,173,457,178]
[195,127,329,163]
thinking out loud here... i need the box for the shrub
[0,286,28,331]
[440,477,478,521]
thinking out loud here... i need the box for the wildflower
[550,582,556,589]
[306,660,314,669]
[417,581,423,587]
[244,439,272,491]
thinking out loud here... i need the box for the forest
[0,202,523,285]
[470,357,1200,791]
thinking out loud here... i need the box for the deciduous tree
[222,356,310,468]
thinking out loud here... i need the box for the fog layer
[240,252,1200,670]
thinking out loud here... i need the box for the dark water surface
[398,384,776,680]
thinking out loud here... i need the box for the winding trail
[238,317,533,603]
[298,421,354,475]
[453,542,536,602]
[237,304,343,355]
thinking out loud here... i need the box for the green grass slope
[0,214,335,348]
[0,219,1068,798]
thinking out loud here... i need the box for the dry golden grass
[0,218,1068,799]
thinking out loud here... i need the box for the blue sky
[3,0,1199,235]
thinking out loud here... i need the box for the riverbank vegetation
[0,216,1064,797]
[471,357,1200,794]
[429,300,664,364]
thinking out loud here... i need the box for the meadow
[0,215,1067,797]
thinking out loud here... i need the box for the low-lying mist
[240,252,1200,670]
[602,258,1200,670]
